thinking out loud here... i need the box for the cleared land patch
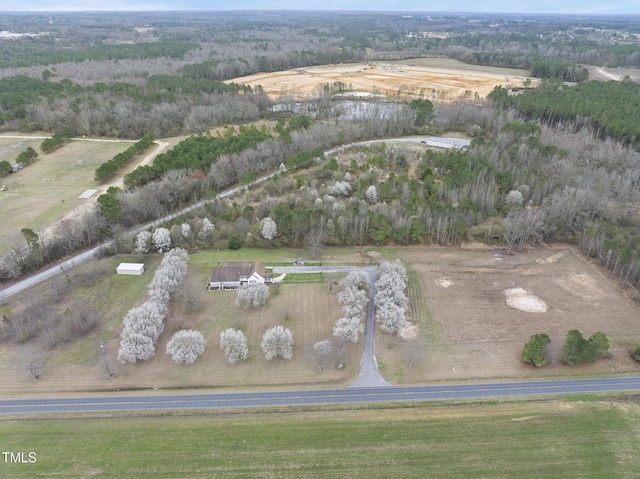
[377,247,640,384]
[229,59,533,100]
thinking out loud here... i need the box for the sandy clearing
[504,287,549,313]
[229,62,533,100]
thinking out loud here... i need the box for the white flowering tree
[219,328,249,364]
[134,231,152,254]
[376,302,406,335]
[375,260,408,336]
[313,339,333,372]
[152,227,171,252]
[337,270,369,320]
[505,189,524,208]
[235,283,270,308]
[119,248,189,364]
[365,185,379,204]
[328,181,352,197]
[338,288,368,318]
[148,248,189,304]
[121,300,167,342]
[261,326,293,360]
[181,223,192,240]
[198,217,215,243]
[333,317,364,345]
[118,331,156,363]
[166,330,206,364]
[261,217,277,241]
[117,299,168,363]
[341,270,370,293]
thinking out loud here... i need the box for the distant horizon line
[1,9,639,16]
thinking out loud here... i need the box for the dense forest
[489,79,640,148]
[0,11,639,137]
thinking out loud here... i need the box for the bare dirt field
[583,64,640,82]
[229,58,533,100]
[377,246,640,384]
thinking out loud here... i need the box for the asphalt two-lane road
[2,376,639,415]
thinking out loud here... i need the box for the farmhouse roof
[209,261,270,282]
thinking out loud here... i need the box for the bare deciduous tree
[305,224,327,259]
[175,276,205,314]
[16,346,47,380]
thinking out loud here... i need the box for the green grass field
[0,138,132,254]
[1,398,639,478]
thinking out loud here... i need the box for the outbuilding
[116,263,145,276]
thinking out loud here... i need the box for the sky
[2,1,640,14]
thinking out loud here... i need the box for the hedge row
[94,131,155,183]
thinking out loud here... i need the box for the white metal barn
[117,263,145,276]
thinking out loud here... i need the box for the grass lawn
[1,398,639,478]
[0,139,131,243]
[0,249,361,395]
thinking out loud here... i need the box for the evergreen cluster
[15,147,38,165]
[490,80,640,149]
[94,131,156,182]
[123,125,271,189]
[40,131,73,153]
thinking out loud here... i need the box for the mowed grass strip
[1,400,639,478]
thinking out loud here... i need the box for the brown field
[376,246,640,384]
[229,58,533,100]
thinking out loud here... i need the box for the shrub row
[95,131,155,182]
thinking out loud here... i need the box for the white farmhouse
[209,262,273,290]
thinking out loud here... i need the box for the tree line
[94,131,155,183]
[489,80,640,149]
